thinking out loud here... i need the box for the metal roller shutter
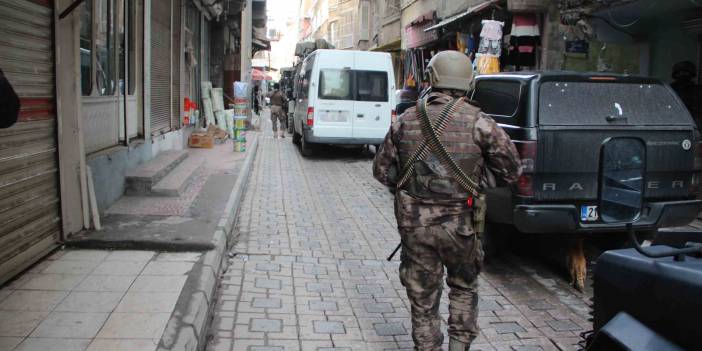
[171,0,182,130]
[150,0,171,134]
[0,0,61,285]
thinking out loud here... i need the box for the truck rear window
[539,82,691,126]
[318,69,388,102]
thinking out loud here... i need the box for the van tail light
[391,110,397,123]
[306,107,314,127]
[515,141,537,196]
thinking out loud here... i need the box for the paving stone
[253,298,282,309]
[364,302,394,313]
[527,300,556,311]
[479,299,503,311]
[374,323,407,336]
[313,321,345,334]
[493,322,527,334]
[309,300,338,312]
[256,263,281,272]
[304,265,327,275]
[255,278,282,289]
[249,347,284,351]
[546,319,581,332]
[250,319,282,333]
[356,285,383,295]
[512,346,544,351]
[306,282,332,293]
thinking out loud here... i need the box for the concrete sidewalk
[0,249,199,351]
[0,130,262,351]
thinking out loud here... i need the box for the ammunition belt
[396,98,462,190]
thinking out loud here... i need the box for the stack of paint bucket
[232,98,248,152]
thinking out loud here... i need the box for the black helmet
[673,61,696,80]
[273,83,280,89]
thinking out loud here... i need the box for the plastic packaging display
[233,82,249,98]
[202,97,215,126]
[211,88,225,112]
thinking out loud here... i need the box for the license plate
[581,205,599,222]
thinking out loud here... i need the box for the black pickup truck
[471,72,702,238]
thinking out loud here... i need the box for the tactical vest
[398,95,484,200]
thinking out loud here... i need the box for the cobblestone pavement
[207,128,592,351]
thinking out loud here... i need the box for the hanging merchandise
[508,14,541,69]
[456,33,471,55]
[476,19,504,74]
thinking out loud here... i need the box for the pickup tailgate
[536,80,696,202]
[536,127,695,201]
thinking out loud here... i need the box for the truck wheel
[300,134,313,157]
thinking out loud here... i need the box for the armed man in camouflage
[268,83,288,139]
[373,51,521,351]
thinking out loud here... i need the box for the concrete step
[125,150,188,195]
[151,156,205,197]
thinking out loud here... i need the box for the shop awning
[371,39,401,52]
[424,0,500,32]
[252,69,272,81]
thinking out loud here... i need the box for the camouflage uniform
[268,90,287,132]
[373,92,521,350]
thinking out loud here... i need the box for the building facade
[0,0,264,285]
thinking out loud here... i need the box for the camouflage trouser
[399,222,484,351]
[270,105,286,132]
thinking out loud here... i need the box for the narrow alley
[206,126,591,351]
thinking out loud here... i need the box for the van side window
[473,80,521,118]
[319,69,353,100]
[356,71,388,102]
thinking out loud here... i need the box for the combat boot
[279,130,285,138]
[448,338,470,351]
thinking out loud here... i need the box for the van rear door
[314,53,355,139]
[352,54,392,140]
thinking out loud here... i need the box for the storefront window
[96,0,115,96]
[80,1,92,96]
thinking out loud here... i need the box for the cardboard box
[189,133,214,148]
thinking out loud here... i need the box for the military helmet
[425,51,474,92]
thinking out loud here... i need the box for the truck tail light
[515,141,536,197]
[391,110,397,123]
[306,107,314,127]
[516,141,536,174]
[517,175,535,197]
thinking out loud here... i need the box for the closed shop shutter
[0,0,61,285]
[150,0,171,134]
[171,0,182,130]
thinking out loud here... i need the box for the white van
[292,50,396,156]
